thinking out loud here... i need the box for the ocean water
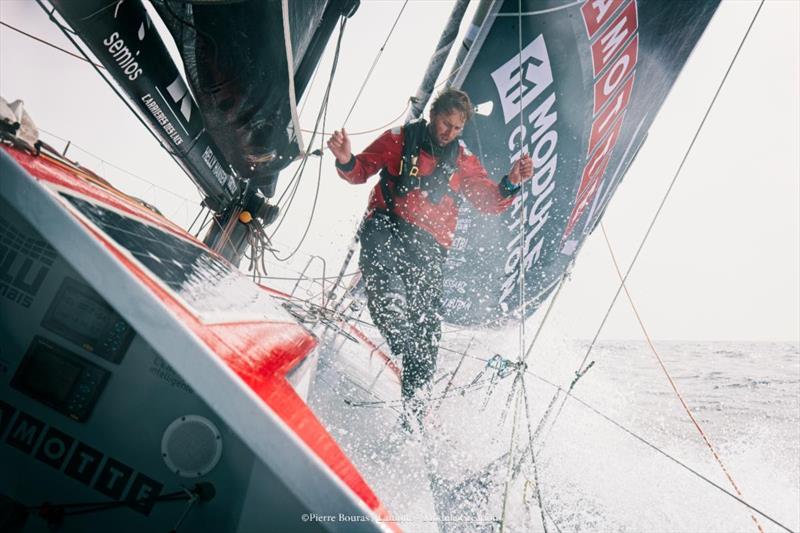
[310,338,800,533]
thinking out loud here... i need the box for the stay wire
[533,0,767,468]
[506,368,798,533]
[515,0,526,383]
[521,378,549,533]
[270,19,343,257]
[37,128,200,204]
[500,7,532,528]
[503,0,765,528]
[520,273,568,365]
[0,20,104,68]
[268,15,347,251]
[497,0,528,480]
[35,1,200,190]
[341,0,409,128]
[571,0,766,383]
[499,387,523,533]
[302,99,411,137]
[600,223,765,533]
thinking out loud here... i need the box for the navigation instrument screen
[42,277,134,363]
[11,337,110,422]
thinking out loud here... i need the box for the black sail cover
[152,0,358,192]
[442,0,720,325]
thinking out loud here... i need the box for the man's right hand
[327,129,352,164]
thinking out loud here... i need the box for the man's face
[429,109,466,147]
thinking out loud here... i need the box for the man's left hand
[508,153,533,185]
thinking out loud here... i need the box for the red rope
[600,222,765,533]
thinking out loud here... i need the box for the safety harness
[378,119,461,213]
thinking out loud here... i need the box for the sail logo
[562,0,640,240]
[166,76,193,123]
[141,94,184,146]
[102,32,143,81]
[490,35,554,124]
[202,146,235,192]
[492,36,561,308]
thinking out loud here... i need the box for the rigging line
[35,1,204,199]
[497,0,529,457]
[268,15,347,238]
[499,387,523,533]
[270,146,314,210]
[0,20,105,68]
[516,0,527,381]
[521,378,549,533]
[568,390,796,533]
[316,373,403,416]
[270,157,307,225]
[260,271,359,282]
[520,272,568,365]
[571,0,766,380]
[527,0,771,449]
[75,0,118,22]
[341,0,409,128]
[531,0,769,467]
[271,18,346,261]
[187,205,206,234]
[344,375,499,408]
[600,224,766,533]
[194,209,214,237]
[38,128,201,203]
[515,369,797,533]
[204,209,238,255]
[299,51,324,117]
[302,99,411,136]
[273,108,327,213]
[437,342,491,363]
[493,0,531,468]
[268,158,306,233]
[434,336,474,411]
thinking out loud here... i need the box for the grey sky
[1,0,797,341]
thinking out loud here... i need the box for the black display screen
[42,278,134,364]
[11,337,110,422]
[17,344,83,404]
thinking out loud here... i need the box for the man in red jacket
[328,88,532,429]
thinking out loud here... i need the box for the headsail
[441,0,720,325]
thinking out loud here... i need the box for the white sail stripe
[281,0,305,154]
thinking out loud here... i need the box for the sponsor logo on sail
[491,35,561,307]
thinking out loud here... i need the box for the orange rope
[600,222,765,533]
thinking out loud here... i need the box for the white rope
[516,0,526,380]
[281,0,304,154]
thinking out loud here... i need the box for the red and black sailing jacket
[336,125,518,249]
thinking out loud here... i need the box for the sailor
[327,88,533,429]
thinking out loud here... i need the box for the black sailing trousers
[359,213,445,403]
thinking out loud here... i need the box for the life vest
[378,119,461,210]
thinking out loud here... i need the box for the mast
[447,0,500,88]
[405,0,471,120]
